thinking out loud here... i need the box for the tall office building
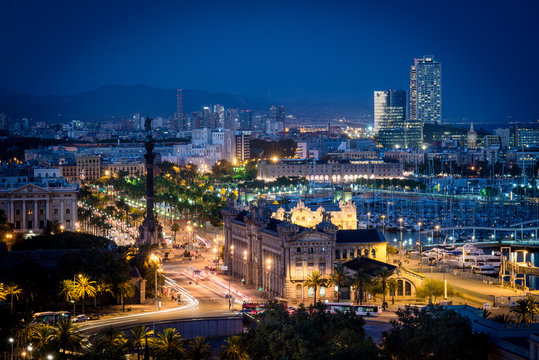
[374,90,407,148]
[174,89,186,130]
[0,112,7,130]
[239,110,253,130]
[410,56,441,125]
[225,108,239,130]
[235,131,251,161]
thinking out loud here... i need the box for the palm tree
[387,278,398,305]
[510,296,538,323]
[376,266,394,310]
[15,322,33,348]
[52,318,83,359]
[94,326,127,349]
[117,281,136,312]
[186,336,213,360]
[130,324,154,360]
[220,336,248,360]
[170,223,180,243]
[0,283,7,302]
[5,283,22,313]
[151,328,186,360]
[304,270,326,304]
[350,269,371,305]
[94,278,113,308]
[59,279,77,305]
[329,263,349,302]
[31,324,55,355]
[73,274,96,314]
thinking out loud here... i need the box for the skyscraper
[174,89,186,130]
[374,90,407,148]
[239,110,253,130]
[410,56,441,125]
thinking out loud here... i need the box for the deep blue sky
[1,0,538,122]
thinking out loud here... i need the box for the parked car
[71,314,88,322]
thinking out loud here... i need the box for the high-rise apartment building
[235,131,251,161]
[410,56,441,125]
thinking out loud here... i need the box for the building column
[45,199,49,221]
[33,200,38,230]
[22,201,26,231]
[72,201,76,230]
[60,201,64,225]
[8,200,14,224]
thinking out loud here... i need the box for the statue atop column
[137,117,163,246]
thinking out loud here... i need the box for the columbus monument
[137,117,163,246]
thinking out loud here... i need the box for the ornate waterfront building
[223,199,388,302]
[273,199,357,230]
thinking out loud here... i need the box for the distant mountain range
[0,85,276,123]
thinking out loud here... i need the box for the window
[39,221,44,229]
[371,249,376,258]
[335,250,340,260]
[350,249,355,259]
[54,209,59,215]
[39,209,44,215]
[320,286,326,298]
[296,284,302,298]
[308,286,314,298]
[15,221,20,229]
[296,247,301,253]
[405,281,412,296]
[321,247,326,252]
[296,263,302,278]
[66,208,70,214]
[319,262,326,275]
[15,209,20,215]
[307,262,314,276]
[342,250,347,259]
[364,249,369,256]
[397,280,404,296]
[308,247,313,254]
[27,221,32,229]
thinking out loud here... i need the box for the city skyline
[1,0,538,123]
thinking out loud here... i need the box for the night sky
[1,0,538,122]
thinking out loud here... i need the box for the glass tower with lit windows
[374,90,407,148]
[410,55,441,125]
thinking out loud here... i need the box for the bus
[324,302,382,317]
[30,311,71,326]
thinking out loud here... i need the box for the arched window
[342,250,347,259]
[335,250,340,259]
[308,286,314,298]
[405,281,412,296]
[296,284,302,298]
[320,286,326,298]
[371,248,376,258]
[364,249,369,256]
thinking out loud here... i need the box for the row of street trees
[14,321,249,360]
[303,264,395,308]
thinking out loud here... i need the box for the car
[237,309,254,315]
[71,314,88,322]
[88,313,102,320]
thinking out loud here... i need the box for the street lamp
[149,254,160,310]
[242,250,248,286]
[228,245,234,310]
[27,345,33,360]
[266,258,272,297]
[399,218,403,248]
[435,225,440,244]
[366,212,371,229]
[9,338,13,360]
[47,355,53,360]
[381,215,385,234]
[73,273,82,316]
